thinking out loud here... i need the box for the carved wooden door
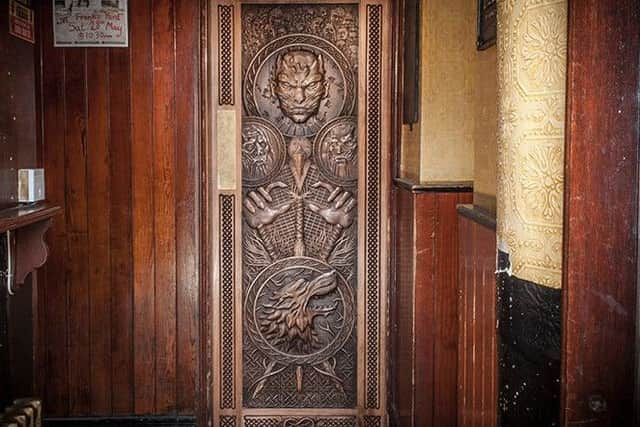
[209,2,390,426]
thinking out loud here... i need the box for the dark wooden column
[562,1,640,425]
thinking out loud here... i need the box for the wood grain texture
[39,1,69,415]
[391,187,472,426]
[457,212,497,427]
[36,0,201,417]
[174,0,200,414]
[152,0,178,413]
[562,1,639,425]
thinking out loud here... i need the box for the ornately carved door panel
[210,2,390,426]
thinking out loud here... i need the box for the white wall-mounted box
[18,169,45,203]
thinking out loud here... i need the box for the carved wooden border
[220,195,236,409]
[218,5,235,106]
[364,3,383,411]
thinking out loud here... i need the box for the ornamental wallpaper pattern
[497,0,567,288]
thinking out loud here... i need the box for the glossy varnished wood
[0,204,60,233]
[37,0,201,417]
[457,208,497,427]
[562,1,639,425]
[392,186,472,426]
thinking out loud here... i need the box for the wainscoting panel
[457,207,497,427]
[392,183,472,426]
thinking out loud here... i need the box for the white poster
[53,0,128,47]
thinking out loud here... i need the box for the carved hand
[244,182,292,229]
[306,182,356,228]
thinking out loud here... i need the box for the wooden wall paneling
[39,1,69,416]
[152,0,178,413]
[413,193,437,427]
[131,0,157,415]
[34,0,201,418]
[175,0,200,414]
[392,188,472,426]
[64,47,91,415]
[457,211,497,427]
[393,188,415,426]
[86,47,112,415]
[562,1,640,425]
[108,46,134,415]
[432,193,462,425]
[457,216,471,426]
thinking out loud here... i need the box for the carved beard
[242,130,274,179]
[326,128,357,179]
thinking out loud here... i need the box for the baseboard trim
[44,415,196,426]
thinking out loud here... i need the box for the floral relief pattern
[520,145,563,221]
[497,0,567,289]
[521,7,567,91]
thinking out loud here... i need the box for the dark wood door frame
[562,1,639,425]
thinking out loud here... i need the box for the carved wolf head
[260,270,338,354]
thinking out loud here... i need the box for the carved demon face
[242,125,274,178]
[324,123,357,178]
[272,50,327,124]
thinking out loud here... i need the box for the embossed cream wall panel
[419,0,476,182]
[497,0,567,288]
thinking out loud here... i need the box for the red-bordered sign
[9,0,35,44]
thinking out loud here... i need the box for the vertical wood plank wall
[37,1,200,417]
[457,212,497,427]
[562,1,639,424]
[392,186,472,426]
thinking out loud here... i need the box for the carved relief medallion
[244,256,355,367]
[244,34,356,137]
[314,116,358,185]
[242,117,286,186]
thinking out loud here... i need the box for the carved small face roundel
[241,117,286,186]
[314,116,358,185]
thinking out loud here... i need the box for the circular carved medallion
[244,256,355,366]
[241,117,286,187]
[313,116,358,185]
[244,34,356,138]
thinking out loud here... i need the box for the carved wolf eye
[307,82,319,90]
[243,142,256,153]
[279,82,291,90]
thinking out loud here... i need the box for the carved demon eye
[278,82,291,90]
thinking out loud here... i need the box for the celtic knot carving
[218,5,234,105]
[244,417,357,427]
[364,4,382,410]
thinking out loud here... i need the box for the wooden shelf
[0,203,61,288]
[0,203,61,234]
